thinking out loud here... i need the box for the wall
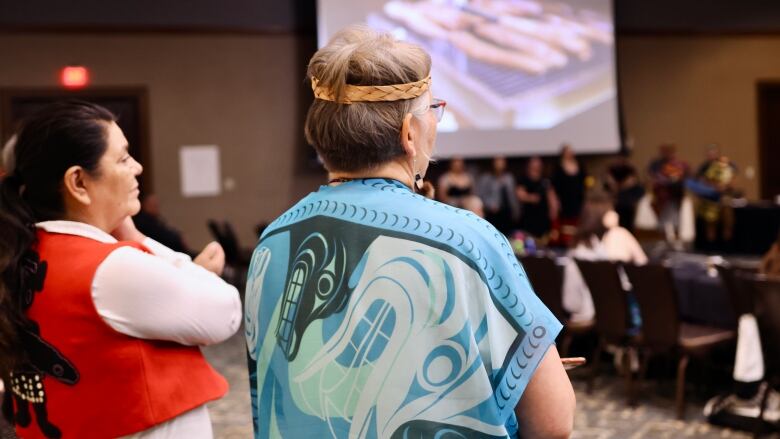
[0,32,324,248]
[617,35,780,200]
[1,32,778,247]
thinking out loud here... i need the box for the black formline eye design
[275,233,349,361]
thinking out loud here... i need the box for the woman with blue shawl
[244,25,575,439]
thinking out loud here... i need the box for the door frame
[757,80,780,200]
[0,86,153,191]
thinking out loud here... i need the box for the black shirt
[552,163,585,219]
[517,176,552,237]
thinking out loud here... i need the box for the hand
[111,216,146,243]
[194,241,226,276]
[561,357,587,370]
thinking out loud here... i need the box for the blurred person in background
[647,143,690,235]
[476,156,519,236]
[562,192,647,324]
[695,144,731,178]
[691,144,739,248]
[605,152,645,232]
[516,156,559,242]
[437,156,474,208]
[552,144,586,247]
[460,193,485,218]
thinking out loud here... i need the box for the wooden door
[758,81,780,201]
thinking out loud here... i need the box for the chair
[750,276,780,436]
[207,219,224,245]
[519,255,566,321]
[520,255,593,357]
[207,219,252,266]
[624,263,736,419]
[575,259,635,397]
[716,263,755,320]
[220,221,244,267]
[207,219,251,287]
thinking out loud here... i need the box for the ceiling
[1,0,778,34]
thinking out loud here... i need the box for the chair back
[520,255,566,322]
[750,276,780,378]
[624,263,680,350]
[207,219,223,243]
[715,264,755,317]
[575,259,627,340]
[220,221,242,265]
[207,219,241,265]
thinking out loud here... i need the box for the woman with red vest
[0,101,241,438]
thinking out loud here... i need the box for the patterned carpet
[204,331,254,438]
[569,374,754,439]
[203,331,774,439]
[0,331,775,438]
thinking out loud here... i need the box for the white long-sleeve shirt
[562,228,648,322]
[36,220,241,438]
[561,238,603,323]
[601,226,648,266]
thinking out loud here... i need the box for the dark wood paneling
[757,81,780,200]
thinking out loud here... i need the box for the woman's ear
[399,113,417,159]
[62,166,92,207]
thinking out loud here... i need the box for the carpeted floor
[1,330,775,438]
[204,331,774,438]
[204,330,254,438]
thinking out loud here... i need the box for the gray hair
[304,25,432,173]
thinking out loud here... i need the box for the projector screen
[317,0,621,158]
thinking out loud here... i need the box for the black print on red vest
[2,253,79,439]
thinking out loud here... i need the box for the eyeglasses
[430,98,447,123]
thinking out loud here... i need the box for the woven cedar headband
[311,75,430,104]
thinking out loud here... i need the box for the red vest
[14,231,228,439]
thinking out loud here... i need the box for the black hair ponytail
[0,174,37,375]
[0,100,115,377]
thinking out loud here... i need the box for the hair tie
[312,75,431,104]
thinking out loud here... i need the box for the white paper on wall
[179,145,221,197]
